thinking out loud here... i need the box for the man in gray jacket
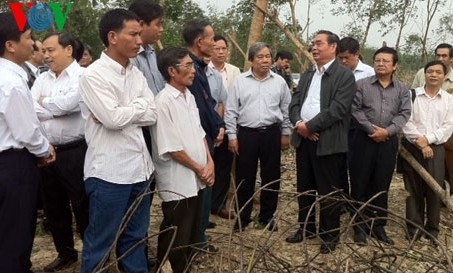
[285,30,357,254]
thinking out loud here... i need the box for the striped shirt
[352,75,411,136]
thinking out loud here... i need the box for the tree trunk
[243,0,269,71]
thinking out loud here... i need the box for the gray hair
[248,42,272,61]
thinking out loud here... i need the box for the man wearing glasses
[349,47,411,246]
[225,42,292,233]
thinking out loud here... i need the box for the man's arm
[385,87,411,136]
[132,77,157,127]
[79,72,150,130]
[225,78,240,154]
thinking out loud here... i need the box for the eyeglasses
[175,62,195,69]
[374,59,392,64]
[255,54,272,60]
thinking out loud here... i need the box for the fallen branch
[398,146,453,211]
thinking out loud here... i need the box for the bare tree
[243,0,269,70]
[419,0,446,63]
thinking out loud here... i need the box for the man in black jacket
[285,30,357,254]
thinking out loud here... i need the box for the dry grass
[31,148,453,272]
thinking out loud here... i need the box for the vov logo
[9,2,73,32]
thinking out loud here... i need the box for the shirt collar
[47,60,82,79]
[315,58,335,74]
[354,60,367,73]
[25,61,38,73]
[370,75,397,86]
[165,83,189,99]
[416,86,445,98]
[245,68,273,81]
[100,51,134,75]
[208,61,225,73]
[138,44,155,55]
[0,57,28,82]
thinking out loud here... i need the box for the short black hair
[373,46,398,65]
[182,19,211,47]
[44,31,81,60]
[435,43,453,58]
[316,30,340,54]
[214,34,228,47]
[248,42,272,62]
[129,0,164,24]
[338,37,360,54]
[0,12,30,56]
[99,9,140,47]
[274,50,293,62]
[424,60,447,75]
[157,47,191,82]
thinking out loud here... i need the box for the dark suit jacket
[289,59,357,156]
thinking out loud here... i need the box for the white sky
[194,0,451,49]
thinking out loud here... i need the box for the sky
[193,0,450,49]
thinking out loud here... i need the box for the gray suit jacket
[289,59,357,156]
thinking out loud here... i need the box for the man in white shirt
[79,9,157,273]
[31,31,88,272]
[22,40,45,88]
[152,46,214,273]
[401,60,453,244]
[0,12,55,273]
[209,35,240,219]
[338,37,375,81]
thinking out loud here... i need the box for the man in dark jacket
[285,30,357,254]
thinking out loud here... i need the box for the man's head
[373,47,398,77]
[211,35,228,66]
[157,47,195,89]
[99,9,142,62]
[30,40,44,67]
[43,32,78,76]
[424,60,447,89]
[434,43,453,71]
[248,42,272,78]
[311,30,339,66]
[129,0,164,45]
[0,12,34,64]
[274,50,293,70]
[182,19,215,58]
[79,44,93,67]
[338,37,360,71]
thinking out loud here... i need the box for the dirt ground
[30,149,453,272]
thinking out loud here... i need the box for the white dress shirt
[0,58,50,157]
[31,60,85,145]
[300,59,335,121]
[151,84,207,202]
[353,60,375,81]
[79,52,157,184]
[403,87,453,144]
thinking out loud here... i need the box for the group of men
[2,0,453,272]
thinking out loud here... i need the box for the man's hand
[415,135,429,150]
[214,128,225,147]
[199,160,215,187]
[307,132,319,142]
[38,145,56,167]
[294,121,311,138]
[228,139,239,155]
[368,125,389,143]
[281,135,290,150]
[38,96,46,106]
[421,146,434,159]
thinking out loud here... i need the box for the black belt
[239,123,280,133]
[54,139,86,152]
[0,148,27,155]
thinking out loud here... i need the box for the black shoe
[407,230,421,242]
[286,229,303,243]
[207,221,217,229]
[320,242,337,254]
[147,257,158,269]
[43,256,77,272]
[353,231,367,246]
[214,208,234,219]
[372,229,394,245]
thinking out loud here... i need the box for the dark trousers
[41,141,89,258]
[349,131,398,232]
[235,125,281,224]
[402,140,444,237]
[157,191,203,273]
[0,149,40,273]
[211,136,233,213]
[296,139,345,243]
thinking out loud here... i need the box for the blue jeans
[81,178,151,273]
